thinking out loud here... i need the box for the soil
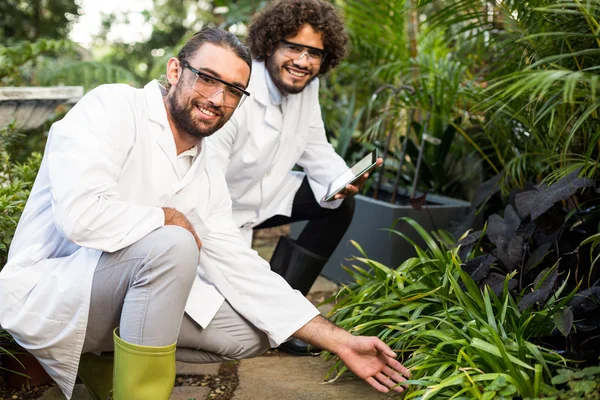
[0,374,53,400]
[174,361,239,400]
[1,360,241,400]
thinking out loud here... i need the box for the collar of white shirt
[149,80,203,179]
[175,144,198,180]
[265,67,284,107]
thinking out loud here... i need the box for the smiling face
[266,24,324,95]
[164,43,251,141]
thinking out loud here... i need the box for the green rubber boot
[78,352,114,400]
[112,329,176,400]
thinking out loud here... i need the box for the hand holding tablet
[323,151,382,202]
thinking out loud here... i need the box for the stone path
[38,363,217,400]
[234,356,395,400]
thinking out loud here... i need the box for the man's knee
[145,225,199,278]
[231,329,270,359]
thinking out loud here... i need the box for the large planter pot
[0,86,83,130]
[1,349,53,389]
[291,188,471,283]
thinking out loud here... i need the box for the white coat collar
[248,61,319,156]
[250,61,272,108]
[265,67,284,106]
[144,80,170,127]
[250,61,286,131]
[143,80,206,189]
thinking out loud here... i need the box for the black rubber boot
[269,236,328,296]
[270,236,327,356]
[278,337,323,356]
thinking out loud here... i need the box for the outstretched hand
[336,335,410,393]
[292,316,409,393]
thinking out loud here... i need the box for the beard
[266,57,317,95]
[166,85,228,139]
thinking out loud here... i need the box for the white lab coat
[206,61,349,242]
[0,81,319,399]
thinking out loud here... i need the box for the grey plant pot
[291,189,471,283]
[0,86,84,130]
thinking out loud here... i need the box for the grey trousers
[82,226,270,362]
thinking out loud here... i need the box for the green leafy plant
[0,124,42,268]
[0,38,74,86]
[355,28,480,202]
[0,123,42,375]
[313,0,485,201]
[426,0,600,190]
[1,37,139,90]
[323,217,567,399]
[453,169,600,357]
[37,60,138,91]
[524,366,600,399]
[323,0,600,200]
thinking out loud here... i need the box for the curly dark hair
[247,0,349,75]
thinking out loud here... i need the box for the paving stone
[37,384,92,400]
[310,276,339,293]
[169,385,211,400]
[36,379,213,399]
[254,243,276,262]
[176,361,220,376]
[234,356,396,400]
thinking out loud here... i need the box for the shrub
[0,124,42,268]
[323,218,570,399]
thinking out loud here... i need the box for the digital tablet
[323,151,378,202]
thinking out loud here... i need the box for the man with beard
[207,0,380,356]
[0,28,409,400]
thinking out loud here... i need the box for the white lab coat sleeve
[198,172,319,347]
[205,110,240,176]
[47,85,165,253]
[296,95,349,210]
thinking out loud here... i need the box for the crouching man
[0,28,409,400]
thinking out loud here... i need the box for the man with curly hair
[207,0,381,357]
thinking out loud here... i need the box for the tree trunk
[32,0,41,39]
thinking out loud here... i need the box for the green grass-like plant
[323,218,570,399]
